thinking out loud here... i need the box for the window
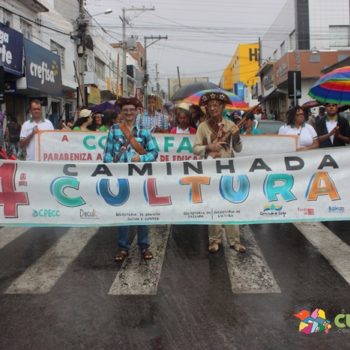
[95,57,105,80]
[20,19,32,40]
[329,25,349,47]
[2,9,13,27]
[50,40,65,69]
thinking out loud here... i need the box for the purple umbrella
[90,100,119,113]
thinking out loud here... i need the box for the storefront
[0,22,24,121]
[16,38,63,126]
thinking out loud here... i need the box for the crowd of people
[1,92,349,261]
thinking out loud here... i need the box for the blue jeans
[118,225,149,251]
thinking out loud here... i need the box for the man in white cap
[193,91,246,254]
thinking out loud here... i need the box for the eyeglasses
[207,102,222,109]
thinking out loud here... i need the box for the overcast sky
[86,0,287,91]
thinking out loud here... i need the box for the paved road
[0,222,350,349]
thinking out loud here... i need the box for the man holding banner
[103,97,158,262]
[193,91,246,254]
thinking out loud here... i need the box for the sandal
[114,250,129,262]
[141,249,153,260]
[230,242,246,253]
[208,242,220,253]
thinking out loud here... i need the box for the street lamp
[91,9,113,16]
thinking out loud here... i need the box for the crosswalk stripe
[223,225,281,294]
[294,222,350,285]
[0,227,29,250]
[108,225,169,295]
[4,228,97,294]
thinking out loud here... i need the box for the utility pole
[77,0,87,106]
[120,6,155,96]
[143,35,168,110]
[155,64,160,96]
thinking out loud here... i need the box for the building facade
[219,43,260,105]
[258,0,350,119]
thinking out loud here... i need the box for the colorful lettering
[220,175,250,203]
[50,177,85,207]
[180,176,210,203]
[306,171,340,201]
[144,178,172,206]
[264,174,296,202]
[96,178,130,206]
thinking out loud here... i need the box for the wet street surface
[0,222,350,349]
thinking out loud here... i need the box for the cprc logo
[294,308,350,334]
[32,209,60,218]
[294,308,331,334]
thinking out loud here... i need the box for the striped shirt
[103,123,158,163]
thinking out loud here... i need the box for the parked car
[255,120,284,134]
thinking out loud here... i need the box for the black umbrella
[171,81,220,101]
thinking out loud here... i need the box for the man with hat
[193,91,246,254]
[103,96,158,262]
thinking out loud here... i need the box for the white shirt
[20,119,54,160]
[326,119,337,144]
[278,123,317,148]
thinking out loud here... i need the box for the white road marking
[5,228,96,294]
[108,225,169,295]
[294,222,350,285]
[0,227,29,250]
[223,225,281,294]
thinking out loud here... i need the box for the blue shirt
[137,111,169,131]
[103,123,158,163]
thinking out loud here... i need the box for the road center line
[294,222,350,285]
[223,225,281,294]
[5,228,97,294]
[108,225,169,295]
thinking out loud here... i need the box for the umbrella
[90,100,119,113]
[171,81,220,101]
[308,66,350,105]
[183,89,249,111]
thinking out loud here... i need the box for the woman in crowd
[72,109,93,131]
[171,103,197,134]
[278,106,319,151]
[189,104,206,129]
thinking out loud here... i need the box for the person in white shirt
[278,106,319,151]
[20,99,54,160]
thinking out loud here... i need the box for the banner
[36,131,297,162]
[1,148,349,227]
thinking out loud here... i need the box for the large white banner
[35,131,297,162]
[1,148,349,227]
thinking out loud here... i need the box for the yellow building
[220,43,260,93]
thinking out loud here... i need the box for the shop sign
[23,39,62,96]
[0,23,23,76]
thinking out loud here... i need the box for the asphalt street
[0,222,349,349]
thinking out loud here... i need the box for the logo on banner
[294,308,331,334]
[260,203,287,217]
[80,208,98,219]
[297,208,315,216]
[328,206,344,214]
[32,209,60,217]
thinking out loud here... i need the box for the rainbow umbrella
[183,89,249,111]
[308,66,350,105]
